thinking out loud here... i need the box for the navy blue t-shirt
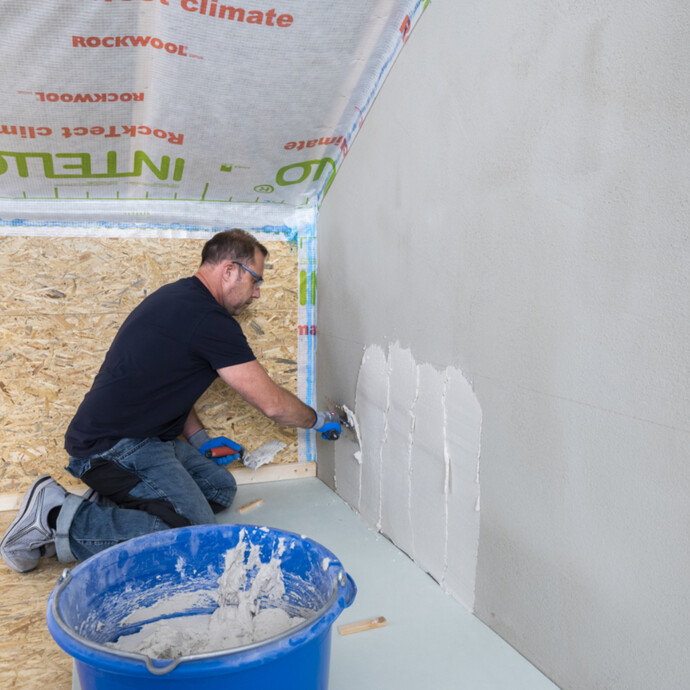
[65,276,255,457]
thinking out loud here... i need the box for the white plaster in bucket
[334,342,482,612]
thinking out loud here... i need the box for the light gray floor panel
[73,477,558,689]
[225,478,557,690]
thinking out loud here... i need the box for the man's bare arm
[218,360,317,428]
[183,407,204,439]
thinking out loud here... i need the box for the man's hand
[312,411,342,440]
[188,429,244,465]
[200,437,244,465]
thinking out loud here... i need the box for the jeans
[55,437,237,563]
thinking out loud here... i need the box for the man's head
[201,228,268,267]
[198,229,269,316]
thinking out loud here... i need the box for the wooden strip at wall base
[230,462,316,485]
[0,462,316,512]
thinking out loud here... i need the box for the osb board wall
[0,235,299,497]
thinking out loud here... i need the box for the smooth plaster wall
[315,1,690,688]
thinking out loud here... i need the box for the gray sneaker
[0,475,67,573]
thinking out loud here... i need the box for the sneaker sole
[0,474,52,572]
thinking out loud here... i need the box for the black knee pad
[81,457,191,528]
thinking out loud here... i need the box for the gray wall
[315,1,690,688]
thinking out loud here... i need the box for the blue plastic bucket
[46,524,356,689]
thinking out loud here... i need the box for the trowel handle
[205,446,237,458]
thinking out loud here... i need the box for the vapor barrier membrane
[0,0,427,228]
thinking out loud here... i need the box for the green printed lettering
[113,150,172,179]
[53,153,92,177]
[106,151,119,176]
[0,149,183,180]
[313,158,336,181]
[277,161,313,186]
[11,152,32,177]
[299,270,307,306]
[0,151,52,177]
[276,158,337,196]
[313,158,337,197]
[173,157,185,180]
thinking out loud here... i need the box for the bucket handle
[337,569,357,608]
[143,656,184,675]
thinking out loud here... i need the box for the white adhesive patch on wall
[334,342,482,611]
[443,367,483,611]
[380,344,417,558]
[409,363,448,582]
[357,345,390,529]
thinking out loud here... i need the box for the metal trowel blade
[242,440,286,470]
[325,399,359,442]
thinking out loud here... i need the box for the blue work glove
[312,411,342,440]
[188,430,244,465]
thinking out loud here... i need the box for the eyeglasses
[232,261,263,286]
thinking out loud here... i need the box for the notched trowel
[205,440,287,470]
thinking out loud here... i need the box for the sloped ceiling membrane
[0,0,427,229]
